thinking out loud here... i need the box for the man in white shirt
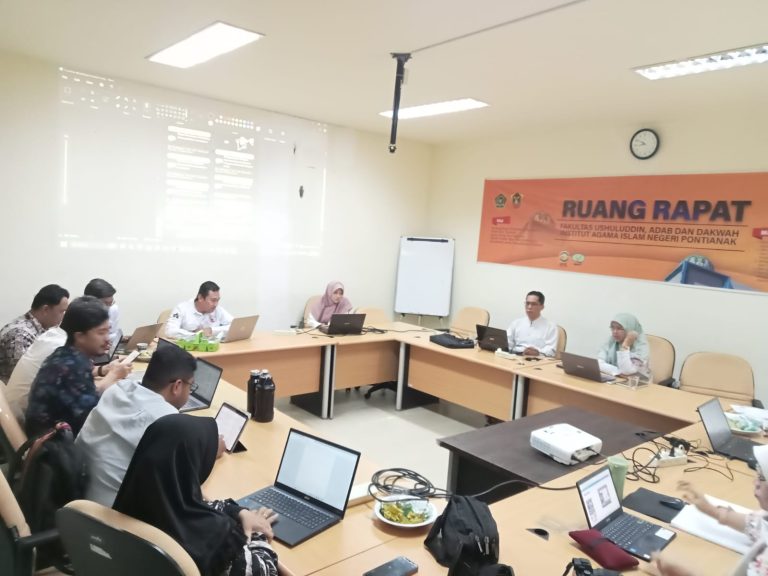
[165,281,233,339]
[5,327,67,421]
[506,291,558,357]
[75,344,198,506]
[84,278,120,342]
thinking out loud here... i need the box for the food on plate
[379,501,430,525]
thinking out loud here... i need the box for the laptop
[476,324,511,352]
[318,313,366,335]
[93,329,123,366]
[577,466,675,561]
[560,351,615,383]
[179,357,223,413]
[123,323,164,352]
[220,315,259,343]
[237,428,361,547]
[698,398,760,464]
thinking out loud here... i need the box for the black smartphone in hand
[363,556,418,576]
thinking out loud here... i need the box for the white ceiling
[1,0,766,144]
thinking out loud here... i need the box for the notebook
[561,351,615,383]
[123,323,164,352]
[179,357,223,413]
[476,324,511,353]
[318,313,366,335]
[698,397,760,464]
[93,329,123,366]
[577,466,675,561]
[220,315,259,343]
[237,428,361,547]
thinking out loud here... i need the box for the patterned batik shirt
[25,345,97,437]
[0,312,44,383]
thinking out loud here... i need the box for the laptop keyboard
[602,515,655,548]
[243,489,334,529]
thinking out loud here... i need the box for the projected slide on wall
[58,67,327,255]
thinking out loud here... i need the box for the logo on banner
[494,194,506,208]
[511,192,523,207]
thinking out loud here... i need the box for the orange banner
[477,173,768,291]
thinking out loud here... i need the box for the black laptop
[318,313,366,335]
[179,357,223,413]
[237,428,361,547]
[560,351,615,383]
[577,466,675,561]
[698,398,760,464]
[476,324,511,352]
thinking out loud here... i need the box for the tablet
[215,403,249,452]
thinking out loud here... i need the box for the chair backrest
[450,307,490,339]
[303,295,322,326]
[156,309,172,324]
[646,334,675,384]
[57,500,200,576]
[356,307,390,325]
[0,381,27,454]
[556,325,567,357]
[678,352,754,403]
[0,469,31,575]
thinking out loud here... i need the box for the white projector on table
[530,423,603,465]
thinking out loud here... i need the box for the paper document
[670,495,752,554]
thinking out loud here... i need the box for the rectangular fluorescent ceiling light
[635,43,768,80]
[148,22,262,69]
[380,98,488,119]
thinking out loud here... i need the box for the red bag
[569,529,639,571]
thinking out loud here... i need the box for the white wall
[0,51,433,331]
[427,114,768,401]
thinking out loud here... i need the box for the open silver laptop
[220,315,259,343]
[560,351,615,383]
[577,465,675,561]
[237,428,361,547]
[123,323,164,352]
[179,357,223,413]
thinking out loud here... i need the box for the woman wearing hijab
[651,445,768,576]
[113,414,292,576]
[307,281,353,328]
[597,312,651,379]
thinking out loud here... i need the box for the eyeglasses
[174,378,198,393]
[758,465,765,482]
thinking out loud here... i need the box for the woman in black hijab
[113,414,288,576]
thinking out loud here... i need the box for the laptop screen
[577,467,621,528]
[193,358,222,403]
[698,398,732,448]
[275,429,360,513]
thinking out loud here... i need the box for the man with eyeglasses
[76,344,224,506]
[506,290,558,357]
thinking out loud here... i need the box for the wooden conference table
[201,379,763,576]
[195,322,722,431]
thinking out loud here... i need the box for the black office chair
[364,381,397,399]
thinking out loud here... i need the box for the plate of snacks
[725,412,763,436]
[374,497,437,528]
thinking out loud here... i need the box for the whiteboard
[394,237,454,316]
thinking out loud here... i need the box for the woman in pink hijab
[308,281,353,327]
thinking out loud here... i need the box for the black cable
[561,561,574,576]
[368,468,450,503]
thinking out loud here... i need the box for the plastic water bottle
[254,370,275,423]
[247,369,261,418]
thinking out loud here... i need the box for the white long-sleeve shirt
[108,303,120,342]
[164,299,233,339]
[598,349,651,378]
[506,316,558,357]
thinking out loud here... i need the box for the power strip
[494,349,518,360]
[647,448,688,468]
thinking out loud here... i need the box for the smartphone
[121,349,141,364]
[363,556,418,576]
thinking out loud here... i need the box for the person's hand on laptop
[523,346,540,356]
[239,507,278,541]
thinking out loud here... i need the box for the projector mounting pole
[388,52,411,154]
